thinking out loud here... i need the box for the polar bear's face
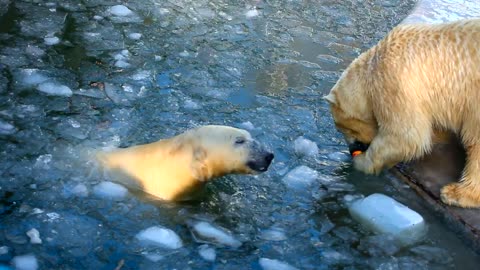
[323,64,378,150]
[183,125,274,180]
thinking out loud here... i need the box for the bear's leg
[353,128,432,175]
[441,144,480,208]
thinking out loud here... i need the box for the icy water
[1,0,480,269]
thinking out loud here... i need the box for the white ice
[198,244,216,262]
[135,226,183,249]
[26,228,42,244]
[109,5,133,16]
[282,165,319,189]
[142,252,164,262]
[246,9,260,18]
[327,151,351,162]
[0,246,8,255]
[0,120,16,135]
[128,33,142,40]
[238,121,255,130]
[44,36,60,45]
[192,221,242,248]
[93,181,128,199]
[184,99,201,109]
[18,69,49,86]
[70,183,89,197]
[348,193,426,244]
[114,60,130,68]
[259,227,287,241]
[293,136,319,157]
[46,212,60,221]
[11,254,38,270]
[37,82,73,97]
[259,258,298,270]
[25,45,45,57]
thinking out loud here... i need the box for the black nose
[265,153,274,163]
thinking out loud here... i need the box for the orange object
[352,150,362,157]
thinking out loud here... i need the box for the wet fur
[325,19,480,208]
[98,125,259,201]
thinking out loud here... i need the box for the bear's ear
[190,146,211,182]
[322,93,336,104]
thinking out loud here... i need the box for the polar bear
[98,125,274,201]
[324,19,480,207]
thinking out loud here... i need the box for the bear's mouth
[348,140,370,155]
[247,152,274,172]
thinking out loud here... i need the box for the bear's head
[176,125,274,181]
[323,58,378,152]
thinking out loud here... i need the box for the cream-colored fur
[325,19,480,208]
[98,125,272,201]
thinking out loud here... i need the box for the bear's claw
[440,183,480,208]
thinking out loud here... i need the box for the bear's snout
[246,141,274,172]
[348,141,369,155]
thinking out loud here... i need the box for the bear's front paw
[353,153,380,175]
[440,183,480,208]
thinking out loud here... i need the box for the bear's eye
[235,137,246,145]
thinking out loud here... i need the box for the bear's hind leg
[441,144,480,208]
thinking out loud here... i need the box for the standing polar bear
[324,19,480,208]
[98,125,274,201]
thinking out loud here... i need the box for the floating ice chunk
[0,120,16,135]
[141,252,164,262]
[321,250,353,264]
[259,258,298,270]
[343,194,364,207]
[26,229,42,244]
[25,45,45,57]
[34,154,52,169]
[158,8,170,15]
[238,121,255,130]
[11,254,38,270]
[93,181,128,199]
[17,69,49,86]
[294,136,318,157]
[93,15,104,20]
[31,208,44,215]
[131,70,150,81]
[219,11,233,21]
[184,99,200,110]
[46,212,60,222]
[348,193,426,244]
[246,9,260,18]
[282,166,319,189]
[44,36,60,45]
[71,184,89,197]
[179,51,190,57]
[0,246,8,255]
[191,221,242,248]
[198,245,216,262]
[109,5,133,16]
[37,82,73,97]
[114,60,130,68]
[136,226,183,249]
[128,33,142,40]
[259,227,287,241]
[327,151,350,162]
